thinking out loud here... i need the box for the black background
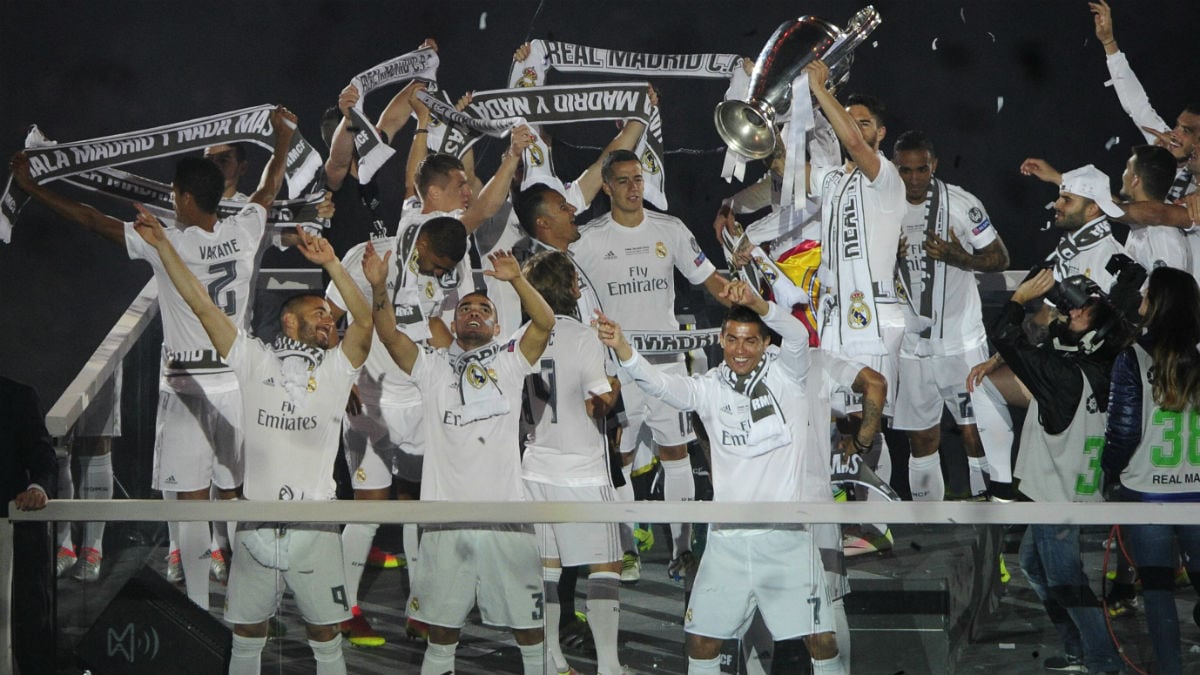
[3,0,1198,406]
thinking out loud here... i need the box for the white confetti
[987,31,996,42]
[999,643,1015,650]
[872,40,878,48]
[479,11,487,30]
[1104,136,1121,150]
[932,37,939,51]
[996,96,1005,113]
[960,7,966,23]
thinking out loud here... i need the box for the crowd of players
[10,1,1200,674]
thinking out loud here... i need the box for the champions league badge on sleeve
[848,291,872,329]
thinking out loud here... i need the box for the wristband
[414,129,429,135]
[852,435,872,452]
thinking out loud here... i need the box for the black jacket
[0,376,58,517]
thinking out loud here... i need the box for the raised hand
[593,310,628,352]
[8,152,34,191]
[1089,0,1114,45]
[804,59,830,92]
[338,83,361,119]
[132,203,168,246]
[1019,158,1061,184]
[294,226,335,266]
[271,106,298,145]
[361,240,391,288]
[484,249,521,281]
[513,42,532,62]
[721,279,769,314]
[1012,267,1055,305]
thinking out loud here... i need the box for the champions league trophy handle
[714,6,882,160]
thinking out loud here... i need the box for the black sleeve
[18,383,58,495]
[988,301,1083,435]
[1102,347,1143,480]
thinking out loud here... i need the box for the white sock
[341,523,379,605]
[57,453,74,551]
[309,634,347,675]
[587,572,622,675]
[518,640,545,675]
[542,567,568,672]
[617,464,635,553]
[966,455,990,497]
[908,452,944,501]
[228,634,266,675]
[403,523,420,564]
[421,641,457,675]
[868,433,892,534]
[660,456,694,557]
[688,655,722,675]
[833,597,851,672]
[209,484,231,554]
[974,378,1014,483]
[165,491,180,556]
[78,453,113,554]
[811,654,847,674]
[179,518,211,609]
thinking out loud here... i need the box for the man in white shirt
[364,243,555,675]
[891,131,1012,502]
[10,107,296,606]
[595,281,845,675]
[128,212,372,675]
[521,249,626,675]
[803,59,906,554]
[1117,145,1193,273]
[573,148,729,576]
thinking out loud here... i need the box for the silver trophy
[714,6,882,160]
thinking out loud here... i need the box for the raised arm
[1091,0,1170,141]
[295,227,371,367]
[325,84,360,191]
[1019,157,1062,185]
[461,125,534,232]
[132,204,237,355]
[248,107,298,209]
[10,152,126,244]
[404,84,432,199]
[805,59,880,180]
[595,310,701,411]
[573,86,657,203]
[486,250,554,364]
[362,241,420,373]
[1115,200,1193,228]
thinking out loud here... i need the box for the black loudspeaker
[76,566,231,674]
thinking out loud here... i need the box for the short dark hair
[523,250,579,317]
[420,216,468,263]
[279,292,323,323]
[893,130,936,158]
[416,153,466,199]
[513,183,559,238]
[173,157,224,214]
[601,149,641,183]
[845,93,887,126]
[1184,102,1200,116]
[1130,144,1177,202]
[721,305,768,338]
[320,106,342,151]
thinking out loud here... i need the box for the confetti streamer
[996,96,1004,113]
[932,37,939,50]
[479,12,488,30]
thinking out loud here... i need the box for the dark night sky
[2,0,1197,405]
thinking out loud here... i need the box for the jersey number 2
[207,261,238,316]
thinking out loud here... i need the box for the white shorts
[892,345,989,431]
[686,529,831,641]
[619,360,695,453]
[343,402,425,487]
[75,369,122,437]
[408,528,543,630]
[812,523,848,601]
[152,387,243,492]
[224,526,351,626]
[524,481,622,566]
[828,312,903,418]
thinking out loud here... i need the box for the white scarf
[819,168,886,355]
[346,47,440,183]
[271,335,326,404]
[450,341,509,423]
[895,178,949,339]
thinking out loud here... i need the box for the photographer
[989,264,1136,674]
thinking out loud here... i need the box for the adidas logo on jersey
[164,475,178,485]
[263,377,275,386]
[603,250,618,260]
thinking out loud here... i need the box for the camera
[1044,274,1101,311]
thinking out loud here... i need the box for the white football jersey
[226,332,360,501]
[1124,223,1191,275]
[412,339,535,501]
[572,210,716,332]
[1045,217,1128,293]
[897,183,996,356]
[125,204,267,391]
[394,202,473,327]
[521,317,612,487]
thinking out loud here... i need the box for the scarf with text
[271,334,326,404]
[450,340,509,422]
[626,328,721,355]
[1167,168,1193,202]
[389,220,435,341]
[819,168,886,356]
[717,348,790,456]
[346,47,440,183]
[425,83,667,208]
[1,109,321,243]
[895,178,949,340]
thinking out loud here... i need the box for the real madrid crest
[516,67,538,88]
[528,143,545,167]
[655,241,667,258]
[355,467,367,483]
[425,281,435,299]
[641,148,661,175]
[755,258,778,283]
[467,363,489,389]
[848,291,872,329]
[408,254,419,273]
